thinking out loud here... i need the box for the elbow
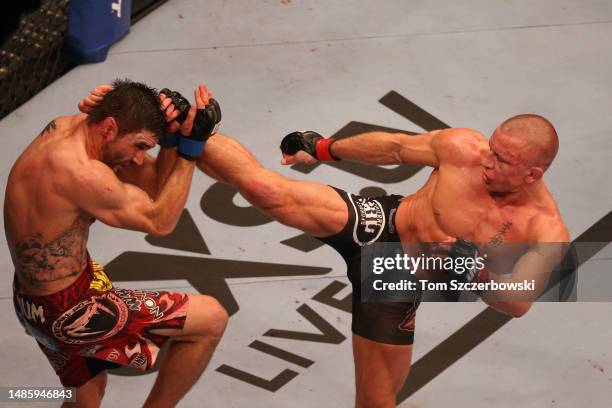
[146,227,170,238]
[510,302,532,318]
[146,220,176,237]
[145,205,181,237]
[147,229,169,238]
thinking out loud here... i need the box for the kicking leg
[199,134,348,237]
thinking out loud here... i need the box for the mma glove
[160,88,222,160]
[446,239,489,290]
[160,88,191,123]
[158,88,189,149]
[280,131,339,161]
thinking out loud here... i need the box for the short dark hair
[87,78,165,139]
[500,114,558,170]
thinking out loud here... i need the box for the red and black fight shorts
[317,187,420,345]
[12,258,189,387]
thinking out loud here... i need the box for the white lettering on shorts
[348,194,385,246]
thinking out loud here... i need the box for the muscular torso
[394,131,564,260]
[5,115,94,295]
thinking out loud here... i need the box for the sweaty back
[5,116,92,294]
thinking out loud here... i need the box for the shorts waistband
[13,258,95,312]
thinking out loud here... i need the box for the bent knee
[512,307,530,318]
[508,302,532,318]
[189,295,228,340]
[206,297,229,339]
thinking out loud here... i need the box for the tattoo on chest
[488,221,512,246]
[15,227,88,283]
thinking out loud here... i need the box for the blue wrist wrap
[177,137,205,160]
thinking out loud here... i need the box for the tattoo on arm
[15,227,88,284]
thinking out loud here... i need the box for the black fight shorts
[318,187,420,345]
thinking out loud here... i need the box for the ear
[525,166,544,183]
[100,117,119,141]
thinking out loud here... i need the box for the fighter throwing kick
[197,115,569,407]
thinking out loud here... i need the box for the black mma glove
[280,131,339,161]
[176,98,222,160]
[158,88,190,148]
[446,239,488,284]
[159,88,222,160]
[159,88,191,123]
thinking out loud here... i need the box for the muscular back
[5,115,93,295]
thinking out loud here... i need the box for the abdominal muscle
[395,172,450,244]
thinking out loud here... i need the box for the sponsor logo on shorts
[349,195,385,245]
[15,296,45,324]
[115,288,159,312]
[114,289,175,320]
[130,354,148,369]
[52,292,128,345]
[106,349,121,361]
[398,311,416,332]
[125,342,148,369]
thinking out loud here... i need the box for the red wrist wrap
[315,138,337,161]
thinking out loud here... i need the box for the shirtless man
[195,114,569,407]
[5,80,227,407]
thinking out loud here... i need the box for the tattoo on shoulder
[39,120,57,137]
[488,221,512,246]
[15,227,88,284]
